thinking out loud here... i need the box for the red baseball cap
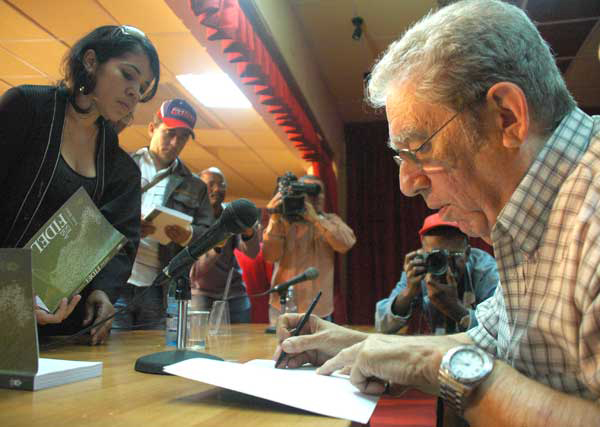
[418,212,461,239]
[157,99,196,139]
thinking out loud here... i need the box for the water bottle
[284,286,298,314]
[165,293,178,346]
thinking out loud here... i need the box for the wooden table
[0,324,355,427]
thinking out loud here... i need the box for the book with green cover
[0,249,38,380]
[0,248,103,391]
[24,187,126,313]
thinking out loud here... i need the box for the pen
[275,290,322,368]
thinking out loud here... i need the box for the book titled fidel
[25,187,126,313]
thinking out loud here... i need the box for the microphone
[155,198,259,284]
[263,267,319,296]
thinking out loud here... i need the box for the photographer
[263,174,356,321]
[375,213,499,334]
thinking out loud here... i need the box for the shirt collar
[493,108,593,254]
[137,147,179,174]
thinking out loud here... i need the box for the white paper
[164,358,380,424]
[35,295,50,313]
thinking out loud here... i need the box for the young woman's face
[89,50,154,122]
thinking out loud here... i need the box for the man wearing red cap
[113,99,214,330]
[375,213,498,335]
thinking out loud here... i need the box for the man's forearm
[392,290,416,317]
[466,361,600,427]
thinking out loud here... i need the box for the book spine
[0,373,34,391]
[76,236,128,293]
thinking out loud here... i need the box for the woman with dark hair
[0,25,160,344]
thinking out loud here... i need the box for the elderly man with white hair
[273,1,600,426]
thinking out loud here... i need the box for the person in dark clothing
[0,25,160,344]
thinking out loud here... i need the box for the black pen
[275,290,322,368]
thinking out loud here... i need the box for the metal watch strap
[438,369,471,415]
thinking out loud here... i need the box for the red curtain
[189,0,346,321]
[188,0,334,184]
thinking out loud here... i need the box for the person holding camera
[263,174,356,322]
[375,213,499,335]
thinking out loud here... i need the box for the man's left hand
[303,200,319,223]
[165,224,192,245]
[82,290,115,345]
[425,270,468,322]
[316,334,450,395]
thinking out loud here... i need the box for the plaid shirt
[468,108,600,401]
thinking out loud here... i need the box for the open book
[164,358,380,423]
[143,205,193,245]
[24,187,126,313]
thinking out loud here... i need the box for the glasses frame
[393,109,462,169]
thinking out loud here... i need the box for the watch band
[438,370,471,415]
[438,345,494,416]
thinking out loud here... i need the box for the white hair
[200,166,226,185]
[367,0,575,130]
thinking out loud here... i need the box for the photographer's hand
[392,250,426,316]
[266,192,284,221]
[425,270,468,323]
[303,199,320,223]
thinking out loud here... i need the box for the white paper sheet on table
[164,358,380,424]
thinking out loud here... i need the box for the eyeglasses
[392,109,462,169]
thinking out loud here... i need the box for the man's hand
[140,217,156,238]
[391,250,426,316]
[266,192,284,221]
[425,269,468,322]
[404,250,426,297]
[303,200,319,223]
[82,290,115,345]
[274,313,368,368]
[35,295,81,325]
[317,334,454,395]
[165,224,192,246]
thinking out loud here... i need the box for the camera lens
[426,251,448,277]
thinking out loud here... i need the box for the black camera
[419,249,454,278]
[272,172,321,221]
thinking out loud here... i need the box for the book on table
[24,186,126,313]
[143,205,193,245]
[0,248,103,391]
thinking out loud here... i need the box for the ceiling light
[176,73,252,109]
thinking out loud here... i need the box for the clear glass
[208,300,231,336]
[187,310,210,350]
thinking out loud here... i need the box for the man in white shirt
[113,99,213,330]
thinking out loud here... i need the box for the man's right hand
[266,192,284,221]
[274,313,368,368]
[35,295,81,325]
[403,250,426,296]
[391,250,426,316]
[140,217,156,238]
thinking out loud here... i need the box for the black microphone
[264,267,319,295]
[154,198,259,284]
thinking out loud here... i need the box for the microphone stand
[135,273,222,375]
[264,286,290,334]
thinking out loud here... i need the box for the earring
[79,85,85,93]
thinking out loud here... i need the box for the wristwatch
[438,345,494,415]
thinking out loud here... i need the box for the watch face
[449,349,486,381]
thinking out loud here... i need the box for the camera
[271,172,321,222]
[419,249,454,278]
